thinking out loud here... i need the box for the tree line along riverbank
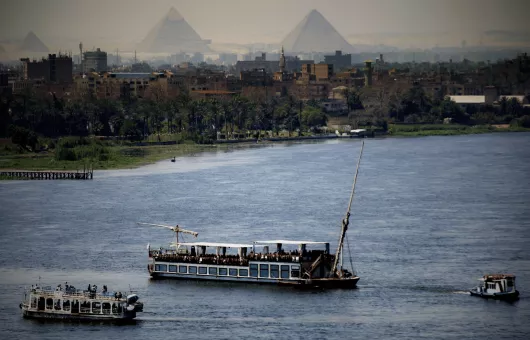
[2,82,529,172]
[1,124,528,172]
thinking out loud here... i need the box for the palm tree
[499,97,509,116]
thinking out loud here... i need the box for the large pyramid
[139,7,210,53]
[20,31,49,52]
[281,9,353,53]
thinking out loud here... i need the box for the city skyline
[1,0,530,51]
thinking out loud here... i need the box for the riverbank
[1,126,529,172]
[388,124,530,137]
[0,143,252,171]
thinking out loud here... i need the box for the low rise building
[20,54,73,83]
[324,51,351,72]
[73,71,180,100]
[83,48,107,73]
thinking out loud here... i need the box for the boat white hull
[21,308,137,322]
[469,288,520,301]
[150,271,359,289]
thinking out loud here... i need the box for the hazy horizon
[1,0,530,51]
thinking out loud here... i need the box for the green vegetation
[0,85,334,171]
[388,124,530,137]
[0,137,236,171]
[341,84,530,131]
[2,77,530,172]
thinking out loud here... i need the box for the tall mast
[331,140,365,276]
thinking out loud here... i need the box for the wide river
[1,133,529,339]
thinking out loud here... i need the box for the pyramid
[20,31,49,52]
[281,9,353,53]
[139,7,210,53]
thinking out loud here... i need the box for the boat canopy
[253,240,328,245]
[177,242,254,248]
[483,274,516,280]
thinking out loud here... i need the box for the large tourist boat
[469,274,520,301]
[144,142,366,289]
[20,283,144,322]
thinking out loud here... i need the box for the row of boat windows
[31,298,123,314]
[154,263,301,279]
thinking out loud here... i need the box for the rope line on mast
[331,140,365,276]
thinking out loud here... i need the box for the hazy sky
[1,0,529,48]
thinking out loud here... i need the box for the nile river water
[1,133,530,339]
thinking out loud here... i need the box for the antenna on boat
[138,222,198,248]
[331,140,365,277]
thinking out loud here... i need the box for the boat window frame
[259,264,269,278]
[290,265,300,278]
[198,266,207,275]
[102,302,111,315]
[270,264,280,278]
[219,268,228,276]
[80,301,90,313]
[54,298,61,310]
[189,266,197,274]
[239,269,249,277]
[46,298,53,310]
[229,268,238,276]
[250,264,258,278]
[209,267,217,276]
[281,265,290,279]
[179,265,188,274]
[62,299,71,312]
[92,301,102,314]
[169,265,177,272]
[155,264,168,272]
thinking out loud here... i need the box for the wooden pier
[0,169,93,180]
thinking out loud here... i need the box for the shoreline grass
[1,126,529,172]
[0,143,246,171]
[387,124,530,137]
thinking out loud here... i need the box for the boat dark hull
[469,290,520,301]
[22,309,137,323]
[279,277,360,289]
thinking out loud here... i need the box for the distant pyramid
[281,9,353,53]
[139,7,210,53]
[20,31,49,52]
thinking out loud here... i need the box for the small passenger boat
[142,141,367,289]
[469,274,520,301]
[20,283,144,322]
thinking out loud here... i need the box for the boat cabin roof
[254,240,328,246]
[177,242,254,248]
[482,274,515,280]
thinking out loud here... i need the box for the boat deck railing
[30,289,126,302]
[152,251,331,265]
